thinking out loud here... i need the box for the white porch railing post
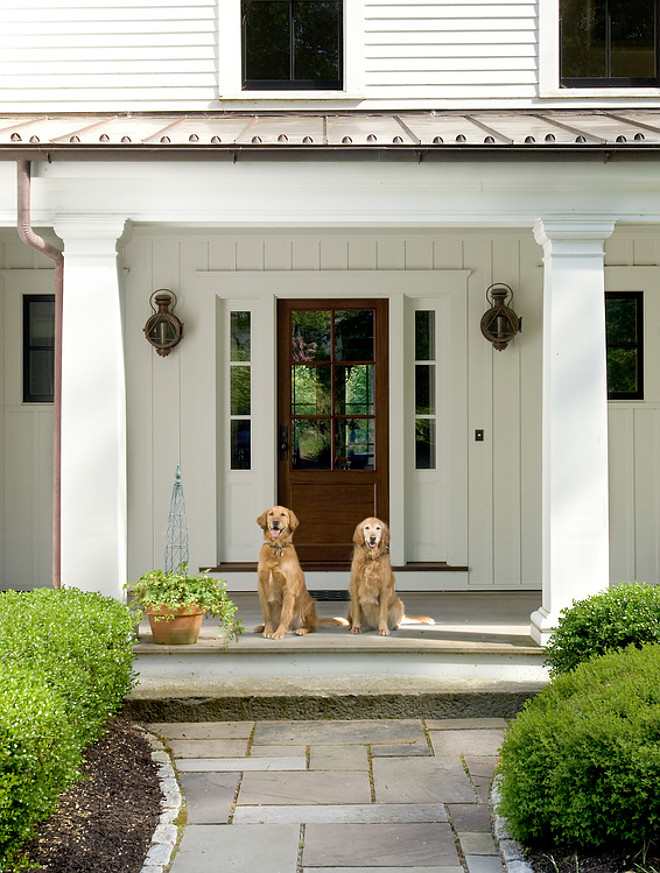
[531,218,615,646]
[53,217,128,600]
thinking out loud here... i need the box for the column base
[530,606,556,647]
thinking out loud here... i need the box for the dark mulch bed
[525,845,658,873]
[24,717,162,873]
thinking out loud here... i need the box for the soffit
[1,110,660,160]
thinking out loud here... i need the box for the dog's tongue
[368,540,377,549]
[272,528,281,537]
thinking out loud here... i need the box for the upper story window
[560,0,658,87]
[241,0,342,90]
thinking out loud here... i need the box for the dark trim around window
[23,294,55,403]
[605,291,644,400]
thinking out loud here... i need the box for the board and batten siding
[4,227,660,592]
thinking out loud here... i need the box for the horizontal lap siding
[0,1,218,111]
[364,1,538,105]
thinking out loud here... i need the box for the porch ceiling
[2,110,660,161]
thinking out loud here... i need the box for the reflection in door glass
[231,367,251,416]
[292,365,332,414]
[231,420,251,469]
[334,365,374,415]
[292,419,331,469]
[335,310,374,360]
[415,311,436,470]
[230,311,252,470]
[231,311,251,361]
[335,419,375,470]
[291,310,331,361]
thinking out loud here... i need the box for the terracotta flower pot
[147,604,205,644]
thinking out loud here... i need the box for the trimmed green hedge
[497,642,660,852]
[0,588,136,871]
[543,582,660,676]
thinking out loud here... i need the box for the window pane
[561,0,607,78]
[611,0,655,78]
[415,311,435,361]
[292,310,331,360]
[335,365,374,415]
[335,310,374,361]
[231,311,251,361]
[243,0,290,81]
[335,419,375,470]
[292,419,331,468]
[292,364,331,414]
[606,292,643,398]
[294,0,340,82]
[416,419,436,470]
[231,421,251,469]
[231,367,251,415]
[29,350,55,399]
[415,365,436,415]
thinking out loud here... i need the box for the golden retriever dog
[348,517,435,635]
[256,506,347,639]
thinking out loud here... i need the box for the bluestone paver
[167,738,249,757]
[152,721,253,739]
[238,770,372,805]
[303,822,461,868]
[372,757,476,803]
[233,802,448,825]
[177,755,306,772]
[168,823,300,873]
[177,772,238,823]
[253,719,427,746]
[309,744,369,770]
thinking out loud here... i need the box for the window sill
[540,87,660,99]
[218,91,365,103]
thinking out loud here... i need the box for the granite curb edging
[135,727,183,873]
[490,778,535,873]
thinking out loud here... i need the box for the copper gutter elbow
[16,160,64,589]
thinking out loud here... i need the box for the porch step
[125,592,548,722]
[124,674,547,723]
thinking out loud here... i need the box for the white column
[54,218,128,600]
[531,218,615,645]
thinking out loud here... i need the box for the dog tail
[317,617,350,627]
[401,614,435,625]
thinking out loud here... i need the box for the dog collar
[266,541,291,556]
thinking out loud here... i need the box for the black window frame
[23,293,55,404]
[560,0,660,88]
[241,0,343,91]
[605,291,644,400]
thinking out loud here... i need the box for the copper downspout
[16,160,64,589]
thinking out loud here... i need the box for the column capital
[53,216,130,257]
[533,217,616,252]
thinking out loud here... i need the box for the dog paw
[272,628,286,639]
[379,627,390,636]
[350,625,361,634]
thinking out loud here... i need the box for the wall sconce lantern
[144,289,183,357]
[480,283,522,351]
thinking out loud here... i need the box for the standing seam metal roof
[2,110,660,158]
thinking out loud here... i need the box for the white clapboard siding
[364,0,538,102]
[0,0,218,111]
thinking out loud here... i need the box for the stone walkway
[148,717,507,873]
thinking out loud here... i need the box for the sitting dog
[256,505,347,639]
[348,517,434,635]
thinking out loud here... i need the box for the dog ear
[352,520,365,545]
[381,521,391,547]
[256,510,269,530]
[287,509,299,532]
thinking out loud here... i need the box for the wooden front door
[278,298,389,564]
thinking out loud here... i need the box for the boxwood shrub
[497,642,660,852]
[544,582,660,676]
[0,588,136,870]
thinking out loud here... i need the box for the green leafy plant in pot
[126,564,244,645]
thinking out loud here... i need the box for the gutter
[16,160,64,589]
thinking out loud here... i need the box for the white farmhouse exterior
[2,1,660,643]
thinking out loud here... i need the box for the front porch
[127,591,549,722]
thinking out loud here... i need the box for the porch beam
[53,216,129,600]
[531,218,615,645]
